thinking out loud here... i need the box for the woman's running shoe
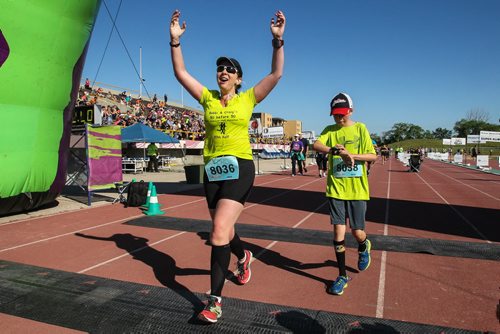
[198,295,222,323]
[236,250,253,284]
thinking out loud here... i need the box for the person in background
[146,142,159,172]
[366,139,377,175]
[169,9,286,323]
[313,92,377,296]
[299,133,309,173]
[471,146,477,160]
[315,150,328,177]
[290,134,304,176]
[380,144,389,164]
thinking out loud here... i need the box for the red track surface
[1,157,499,332]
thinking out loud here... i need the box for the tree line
[371,112,500,144]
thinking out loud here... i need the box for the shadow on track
[196,232,358,292]
[75,232,207,314]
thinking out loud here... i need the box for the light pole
[139,47,142,98]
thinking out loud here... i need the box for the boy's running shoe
[198,295,222,323]
[236,250,253,285]
[329,275,349,295]
[358,239,372,271]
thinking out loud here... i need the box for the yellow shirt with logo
[200,87,257,163]
[147,143,158,156]
[317,122,375,200]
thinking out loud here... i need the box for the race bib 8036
[205,156,239,182]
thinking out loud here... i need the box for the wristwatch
[330,147,341,155]
[272,38,284,49]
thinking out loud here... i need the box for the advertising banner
[87,125,122,190]
[466,135,485,144]
[248,118,262,135]
[262,126,284,138]
[476,155,489,167]
[453,154,463,163]
[479,131,500,143]
[451,137,466,145]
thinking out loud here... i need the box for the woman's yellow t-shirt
[200,87,257,164]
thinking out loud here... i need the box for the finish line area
[0,158,498,333]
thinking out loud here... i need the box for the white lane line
[432,160,500,185]
[0,209,87,226]
[254,175,295,187]
[3,172,324,283]
[0,217,140,253]
[0,174,287,230]
[426,165,499,201]
[78,231,187,273]
[77,178,305,275]
[0,198,205,253]
[376,159,392,318]
[416,173,491,243]
[78,176,321,276]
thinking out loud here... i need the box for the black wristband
[330,147,341,155]
[169,41,180,48]
[272,38,284,49]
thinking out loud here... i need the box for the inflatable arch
[0,0,101,215]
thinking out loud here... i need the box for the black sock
[210,244,231,297]
[229,233,245,261]
[358,238,367,252]
[333,240,347,277]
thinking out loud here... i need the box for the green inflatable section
[0,0,101,213]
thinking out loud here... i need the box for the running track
[0,157,499,333]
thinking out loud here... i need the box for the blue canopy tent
[121,123,179,144]
[121,123,179,160]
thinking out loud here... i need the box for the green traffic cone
[144,186,164,216]
[142,182,154,208]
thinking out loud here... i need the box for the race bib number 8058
[332,158,363,178]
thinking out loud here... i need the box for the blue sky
[82,0,500,136]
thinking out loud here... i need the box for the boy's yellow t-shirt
[317,122,375,200]
[200,87,257,163]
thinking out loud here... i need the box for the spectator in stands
[84,78,90,90]
[169,8,285,323]
[164,93,168,104]
[77,83,207,139]
[313,92,377,296]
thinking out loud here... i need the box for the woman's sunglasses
[217,65,238,74]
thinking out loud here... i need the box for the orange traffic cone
[144,186,164,216]
[142,182,154,209]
